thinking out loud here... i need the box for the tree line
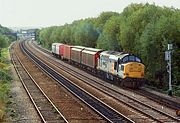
[0,25,15,49]
[0,25,14,91]
[37,3,180,93]
[0,25,14,120]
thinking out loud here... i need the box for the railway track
[133,87,180,110]
[20,40,135,123]
[14,41,107,122]
[32,41,180,111]
[29,40,180,122]
[10,42,68,123]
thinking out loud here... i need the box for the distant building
[17,29,37,40]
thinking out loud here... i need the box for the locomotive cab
[117,55,145,88]
[118,55,144,78]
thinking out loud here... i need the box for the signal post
[165,44,173,96]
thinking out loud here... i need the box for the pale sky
[0,0,179,28]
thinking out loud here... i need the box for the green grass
[0,48,11,121]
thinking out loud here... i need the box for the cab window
[122,56,128,63]
[122,55,141,63]
[129,56,134,62]
[135,57,141,62]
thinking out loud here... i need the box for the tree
[61,24,72,44]
[74,21,98,47]
[36,3,180,90]
[97,16,122,51]
[39,26,57,49]
[0,35,9,48]
[95,12,119,33]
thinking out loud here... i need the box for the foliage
[97,15,121,50]
[0,81,9,102]
[0,35,9,49]
[94,12,119,33]
[39,26,57,49]
[0,48,11,121]
[74,21,98,47]
[0,25,15,45]
[37,3,180,92]
[0,25,12,35]
[0,48,12,83]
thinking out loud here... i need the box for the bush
[0,48,11,121]
[0,70,12,81]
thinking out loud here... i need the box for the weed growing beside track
[0,48,11,121]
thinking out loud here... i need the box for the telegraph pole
[165,44,173,96]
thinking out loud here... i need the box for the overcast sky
[0,0,179,28]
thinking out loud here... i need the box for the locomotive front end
[122,62,145,89]
[124,62,145,79]
[117,54,145,89]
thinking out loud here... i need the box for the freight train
[52,43,145,89]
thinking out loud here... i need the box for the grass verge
[0,48,11,121]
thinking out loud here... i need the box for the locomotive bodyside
[97,51,122,81]
[97,51,110,73]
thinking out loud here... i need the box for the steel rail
[32,40,180,111]
[11,42,68,123]
[30,40,180,122]
[22,40,135,123]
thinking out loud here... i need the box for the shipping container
[71,46,85,64]
[52,43,62,55]
[82,48,103,68]
[62,44,72,60]
[52,43,57,54]
[59,44,64,56]
[56,43,63,55]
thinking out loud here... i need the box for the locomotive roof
[100,51,131,60]
[117,53,130,59]
[101,51,128,56]
[110,53,130,61]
